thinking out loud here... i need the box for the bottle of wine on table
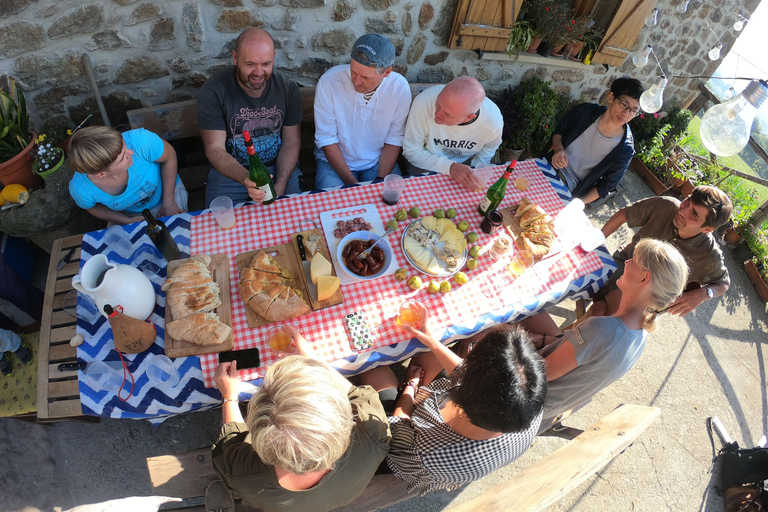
[243,130,276,205]
[142,209,181,262]
[478,161,516,217]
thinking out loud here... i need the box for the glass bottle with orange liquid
[397,300,422,329]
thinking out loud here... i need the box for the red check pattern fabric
[191,160,603,386]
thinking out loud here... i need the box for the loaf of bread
[239,250,309,322]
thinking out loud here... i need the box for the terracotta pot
[744,260,768,303]
[631,157,668,195]
[567,40,585,60]
[680,179,695,197]
[550,44,566,57]
[525,35,543,54]
[0,132,43,189]
[724,227,743,245]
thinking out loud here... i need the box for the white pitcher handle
[71,276,88,296]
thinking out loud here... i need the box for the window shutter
[449,0,523,52]
[591,0,659,66]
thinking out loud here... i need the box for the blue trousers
[205,166,302,208]
[315,159,401,190]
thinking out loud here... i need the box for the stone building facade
[0,0,757,134]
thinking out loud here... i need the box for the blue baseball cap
[350,34,395,69]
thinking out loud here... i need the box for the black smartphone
[219,348,261,369]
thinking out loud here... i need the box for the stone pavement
[2,167,766,512]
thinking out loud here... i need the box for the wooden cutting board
[290,228,344,311]
[499,205,523,238]
[164,253,234,358]
[235,243,312,328]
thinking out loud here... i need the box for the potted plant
[507,21,536,56]
[0,78,42,190]
[520,0,570,57]
[744,228,768,303]
[33,132,67,180]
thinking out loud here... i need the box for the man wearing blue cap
[313,34,411,188]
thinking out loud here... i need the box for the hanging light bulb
[708,43,723,61]
[723,86,735,100]
[700,80,768,156]
[734,17,745,31]
[633,45,652,68]
[677,0,690,13]
[640,77,668,114]
[645,8,659,28]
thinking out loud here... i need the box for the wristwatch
[705,286,714,299]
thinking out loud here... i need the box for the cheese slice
[435,218,452,236]
[310,253,333,284]
[440,229,464,242]
[445,238,467,253]
[421,216,437,231]
[404,236,421,254]
[425,257,443,274]
[317,275,341,301]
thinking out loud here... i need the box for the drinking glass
[489,234,513,260]
[133,245,163,278]
[146,354,181,388]
[266,326,293,354]
[507,252,528,278]
[104,226,132,256]
[62,290,101,324]
[397,299,422,329]
[473,163,495,191]
[210,196,236,230]
[86,361,123,392]
[382,174,405,205]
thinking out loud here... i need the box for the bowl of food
[336,231,392,281]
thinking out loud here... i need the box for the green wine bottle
[142,209,181,262]
[243,130,277,205]
[478,161,516,216]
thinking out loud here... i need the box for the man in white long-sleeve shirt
[313,34,411,189]
[403,77,503,190]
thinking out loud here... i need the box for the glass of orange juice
[507,252,527,278]
[397,300,422,329]
[266,326,293,354]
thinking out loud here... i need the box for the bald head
[235,28,274,54]
[434,77,486,126]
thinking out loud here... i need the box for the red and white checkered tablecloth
[190,159,603,387]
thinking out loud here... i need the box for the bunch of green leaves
[745,227,768,273]
[719,172,761,226]
[521,0,572,43]
[506,21,535,56]
[0,78,31,163]
[636,124,672,172]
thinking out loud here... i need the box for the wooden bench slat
[38,237,65,420]
[147,448,218,499]
[49,363,78,379]
[48,380,81,399]
[51,310,76,327]
[55,279,75,293]
[47,399,83,418]
[450,404,661,512]
[48,343,77,361]
[58,260,82,278]
[51,325,76,343]
[331,474,413,512]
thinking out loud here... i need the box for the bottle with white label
[243,130,276,205]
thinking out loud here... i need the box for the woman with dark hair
[359,303,547,494]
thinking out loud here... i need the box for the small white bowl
[336,231,393,281]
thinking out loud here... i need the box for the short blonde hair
[634,239,689,331]
[68,126,123,174]
[246,356,353,475]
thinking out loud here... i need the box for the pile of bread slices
[514,197,556,261]
[164,255,232,346]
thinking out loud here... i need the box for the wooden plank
[599,0,657,55]
[332,474,414,512]
[147,448,218,499]
[51,325,76,343]
[48,380,81,399]
[49,343,77,361]
[165,254,234,358]
[449,0,474,49]
[300,87,316,124]
[290,228,344,311]
[50,310,76,327]
[50,362,79,379]
[58,260,81,278]
[38,237,65,420]
[55,278,75,293]
[127,100,200,140]
[458,25,512,38]
[464,0,491,50]
[484,0,505,52]
[62,234,84,248]
[450,404,661,512]
[47,399,83,419]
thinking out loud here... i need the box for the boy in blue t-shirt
[68,126,188,225]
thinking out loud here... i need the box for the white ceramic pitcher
[72,254,156,320]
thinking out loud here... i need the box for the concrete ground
[2,167,766,512]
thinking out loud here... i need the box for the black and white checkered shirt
[386,377,542,495]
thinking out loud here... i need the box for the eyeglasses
[617,98,641,117]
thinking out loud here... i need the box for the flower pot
[0,132,43,190]
[744,260,768,303]
[724,227,743,245]
[550,44,566,57]
[734,240,754,264]
[525,35,543,54]
[583,49,594,65]
[631,156,668,195]
[567,41,585,61]
[680,179,695,197]
[537,40,553,57]
[499,147,524,163]
[34,152,66,180]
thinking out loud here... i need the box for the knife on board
[296,234,318,303]
[57,246,76,270]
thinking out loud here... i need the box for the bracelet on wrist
[222,397,239,404]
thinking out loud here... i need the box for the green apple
[454,272,468,285]
[469,246,481,258]
[395,208,407,221]
[446,208,457,219]
[466,258,478,270]
[386,220,398,231]
[467,231,479,243]
[407,276,422,290]
[440,281,451,293]
[434,208,445,219]
[428,281,440,294]
[408,207,421,218]
[394,268,407,281]
[457,220,469,232]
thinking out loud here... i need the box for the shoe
[0,352,13,377]
[14,338,33,366]
[205,480,234,512]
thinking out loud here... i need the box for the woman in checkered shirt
[359,304,547,494]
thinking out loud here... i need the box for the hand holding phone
[219,347,261,369]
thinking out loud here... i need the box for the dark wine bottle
[243,130,277,205]
[142,209,181,262]
[478,161,516,217]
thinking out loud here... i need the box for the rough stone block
[218,38,237,57]
[361,0,395,11]
[552,69,584,83]
[391,37,405,57]
[33,84,90,108]
[0,0,34,18]
[114,54,170,83]
[299,57,333,79]
[253,0,277,5]
[103,91,143,126]
[521,66,548,82]
[553,85,571,97]
[216,9,265,32]
[683,39,700,57]
[112,0,141,5]
[332,0,355,21]
[84,30,132,51]
[402,11,412,36]
[592,64,607,75]
[475,67,491,81]
[165,91,196,103]
[406,32,426,64]
[686,59,705,75]
[14,51,86,89]
[0,21,46,58]
[311,28,355,56]
[423,51,448,65]
[365,16,398,34]
[125,3,161,26]
[183,2,204,52]
[418,3,434,29]
[172,77,186,89]
[271,10,298,30]
[392,63,407,76]
[458,66,468,76]
[208,63,231,75]
[48,5,104,39]
[431,0,459,46]
[185,71,208,87]
[149,17,176,51]
[279,0,324,7]
[210,0,244,5]
[416,66,454,83]
[384,10,397,23]
[497,69,515,82]
[168,57,191,73]
[36,5,59,18]
[581,87,600,101]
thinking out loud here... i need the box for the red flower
[545,7,549,11]
[545,125,549,129]
[640,114,646,119]
[572,20,576,23]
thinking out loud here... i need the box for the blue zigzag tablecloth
[76,214,223,424]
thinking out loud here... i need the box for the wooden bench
[126,84,434,211]
[146,404,660,512]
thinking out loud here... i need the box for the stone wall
[0,0,758,134]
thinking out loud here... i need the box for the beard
[236,67,271,92]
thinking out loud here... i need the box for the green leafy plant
[0,77,32,163]
[506,21,535,56]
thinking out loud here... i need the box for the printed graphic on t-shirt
[228,106,285,164]
[433,138,477,158]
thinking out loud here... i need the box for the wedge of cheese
[435,218,452,236]
[421,215,437,231]
[444,238,467,253]
[310,253,333,284]
[440,228,464,242]
[425,257,443,274]
[317,275,341,301]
